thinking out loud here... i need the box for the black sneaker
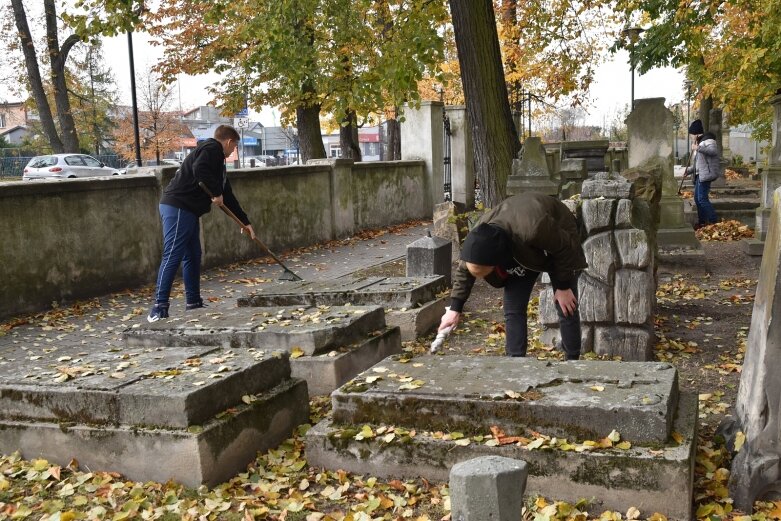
[186,299,207,311]
[147,302,170,323]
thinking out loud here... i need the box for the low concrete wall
[1,159,429,319]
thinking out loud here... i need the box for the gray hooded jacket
[685,132,721,182]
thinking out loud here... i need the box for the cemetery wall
[0,160,429,319]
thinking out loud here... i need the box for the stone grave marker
[506,137,561,196]
[124,305,401,395]
[406,231,452,286]
[306,355,697,520]
[0,342,309,486]
[237,276,447,341]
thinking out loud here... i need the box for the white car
[22,154,122,181]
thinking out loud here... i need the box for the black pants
[503,270,581,359]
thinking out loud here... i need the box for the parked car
[23,154,122,181]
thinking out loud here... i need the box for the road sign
[236,107,249,117]
[233,117,250,129]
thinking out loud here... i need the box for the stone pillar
[559,158,587,199]
[406,231,452,286]
[401,101,444,209]
[627,97,702,258]
[445,106,475,210]
[307,158,355,240]
[506,137,561,196]
[539,173,656,360]
[450,456,527,521]
[729,186,781,509]
[744,94,781,255]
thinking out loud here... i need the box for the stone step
[237,276,446,309]
[306,392,697,521]
[331,356,679,444]
[0,344,291,428]
[124,305,386,356]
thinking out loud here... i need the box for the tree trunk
[450,0,520,207]
[699,95,713,134]
[10,0,64,153]
[296,103,326,162]
[340,110,362,161]
[45,0,80,152]
[386,113,401,161]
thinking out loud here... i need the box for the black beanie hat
[688,119,704,135]
[460,223,512,267]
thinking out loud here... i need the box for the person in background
[684,119,721,228]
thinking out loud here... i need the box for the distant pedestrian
[437,193,587,359]
[147,125,255,322]
[684,119,721,228]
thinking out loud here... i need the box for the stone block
[581,173,634,200]
[741,238,765,256]
[581,199,616,234]
[594,326,654,361]
[538,325,593,354]
[124,305,387,356]
[450,456,527,521]
[538,287,559,326]
[237,276,447,309]
[0,378,309,488]
[332,356,678,444]
[583,232,615,284]
[306,392,698,521]
[386,297,447,341]
[407,233,453,286]
[614,270,653,325]
[615,229,651,268]
[615,199,633,228]
[578,274,613,323]
[559,158,588,181]
[291,327,402,396]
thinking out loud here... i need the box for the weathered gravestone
[407,232,452,286]
[124,304,401,396]
[450,456,527,521]
[744,93,781,255]
[540,173,657,360]
[306,356,697,520]
[627,98,702,260]
[560,140,610,173]
[506,137,562,196]
[237,276,447,342]
[729,186,781,508]
[0,342,309,486]
[559,158,588,199]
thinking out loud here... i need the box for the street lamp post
[127,31,142,167]
[684,79,693,162]
[622,26,645,111]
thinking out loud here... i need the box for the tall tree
[449,0,520,207]
[69,42,118,155]
[7,0,81,152]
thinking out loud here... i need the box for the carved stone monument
[506,137,561,196]
[626,98,702,259]
[729,185,781,508]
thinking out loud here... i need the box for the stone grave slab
[0,342,309,486]
[236,276,447,341]
[123,305,402,395]
[331,356,678,443]
[306,356,696,520]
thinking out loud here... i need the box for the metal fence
[0,154,124,178]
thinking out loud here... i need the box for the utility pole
[127,31,142,167]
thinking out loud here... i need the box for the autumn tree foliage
[113,71,188,164]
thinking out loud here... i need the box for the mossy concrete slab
[385,297,447,341]
[332,356,678,444]
[292,327,402,396]
[236,276,446,309]
[0,344,290,428]
[123,305,386,356]
[1,378,309,487]
[306,393,697,521]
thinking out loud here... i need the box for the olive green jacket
[450,193,587,311]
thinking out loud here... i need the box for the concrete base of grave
[306,392,697,521]
[506,178,561,197]
[385,297,447,341]
[742,238,765,256]
[292,327,402,396]
[657,228,704,263]
[1,378,309,487]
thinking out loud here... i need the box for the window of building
[0,114,6,128]
[329,145,342,158]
